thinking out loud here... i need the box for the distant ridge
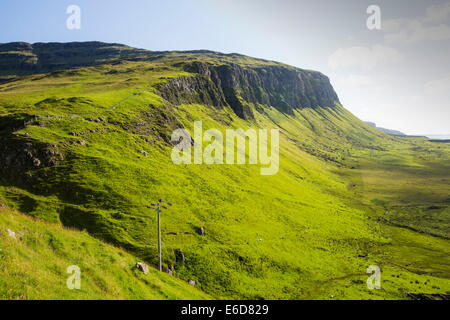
[425,134,450,140]
[365,121,406,136]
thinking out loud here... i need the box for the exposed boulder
[140,150,148,157]
[196,227,205,236]
[72,140,87,146]
[163,264,175,276]
[136,262,149,275]
[175,249,185,264]
[6,229,16,239]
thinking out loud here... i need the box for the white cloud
[424,76,450,95]
[328,45,402,70]
[327,3,450,135]
[384,21,450,44]
[424,2,450,23]
[333,74,373,87]
[335,72,450,135]
[383,2,450,44]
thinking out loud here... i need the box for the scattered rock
[189,280,196,286]
[32,158,41,167]
[358,253,368,258]
[70,129,97,136]
[72,140,87,146]
[86,117,105,123]
[136,262,149,275]
[196,227,205,236]
[175,249,185,264]
[140,150,148,157]
[6,229,16,239]
[163,264,175,276]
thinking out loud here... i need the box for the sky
[0,0,449,135]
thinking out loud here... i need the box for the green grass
[0,204,211,300]
[0,52,449,299]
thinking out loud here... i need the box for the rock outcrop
[158,61,340,119]
[136,262,149,275]
[0,114,64,182]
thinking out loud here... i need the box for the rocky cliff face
[158,61,340,118]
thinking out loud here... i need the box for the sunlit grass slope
[0,52,449,299]
[0,203,211,300]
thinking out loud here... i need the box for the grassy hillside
[0,203,211,299]
[0,46,449,299]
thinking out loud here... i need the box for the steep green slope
[0,43,449,299]
[0,203,211,299]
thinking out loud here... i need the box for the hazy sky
[0,0,449,135]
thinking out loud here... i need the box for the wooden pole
[157,208,162,272]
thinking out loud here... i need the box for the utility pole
[147,199,171,272]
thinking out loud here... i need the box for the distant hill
[425,134,450,140]
[365,121,406,136]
